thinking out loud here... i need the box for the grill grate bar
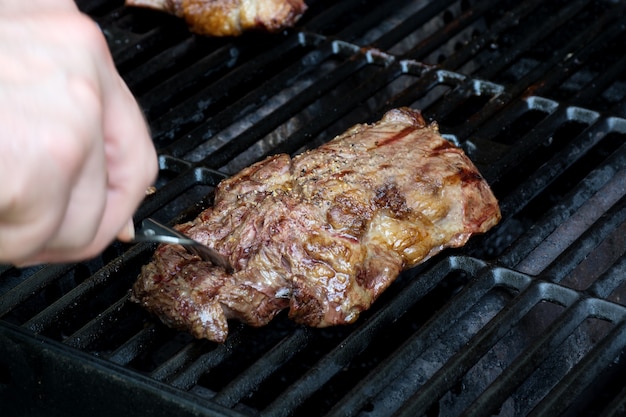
[571,54,626,109]
[377,65,443,112]
[195,45,372,169]
[610,99,626,120]
[496,116,612,222]
[255,63,404,161]
[462,95,555,154]
[260,257,470,417]
[160,34,328,156]
[298,0,371,35]
[210,328,313,407]
[63,294,132,350]
[401,0,500,62]
[528,317,626,417]
[112,26,190,72]
[135,163,224,224]
[481,106,574,188]
[0,264,73,318]
[368,0,457,51]
[131,42,240,119]
[392,280,581,417]
[442,0,543,72]
[477,0,589,82]
[124,36,204,93]
[519,13,626,102]
[326,262,524,417]
[21,245,150,335]
[149,35,305,151]
[332,0,428,45]
[167,331,246,390]
[106,323,160,366]
[409,72,504,127]
[499,139,626,269]
[491,120,572,193]
[462,298,626,417]
[518,168,626,278]
[149,339,215,383]
[542,193,626,283]
[587,253,626,300]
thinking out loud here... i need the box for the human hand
[0,2,158,266]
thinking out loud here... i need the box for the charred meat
[131,108,501,342]
[125,0,307,36]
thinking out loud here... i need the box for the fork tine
[135,218,233,272]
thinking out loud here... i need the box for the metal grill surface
[3,1,626,416]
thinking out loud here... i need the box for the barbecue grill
[3,0,626,416]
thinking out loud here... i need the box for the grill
[3,0,626,416]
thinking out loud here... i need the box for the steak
[124,0,308,37]
[131,108,501,342]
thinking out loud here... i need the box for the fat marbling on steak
[125,0,307,36]
[131,108,501,342]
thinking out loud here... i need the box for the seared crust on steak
[131,108,501,342]
[125,0,307,36]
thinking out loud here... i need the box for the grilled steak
[131,108,501,342]
[125,0,307,36]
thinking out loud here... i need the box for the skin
[0,0,158,266]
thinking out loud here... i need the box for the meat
[124,0,307,37]
[131,108,501,342]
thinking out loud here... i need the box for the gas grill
[3,0,626,416]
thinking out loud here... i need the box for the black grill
[3,0,626,416]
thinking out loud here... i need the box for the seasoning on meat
[131,108,501,342]
[125,0,308,37]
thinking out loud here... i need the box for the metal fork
[133,218,233,272]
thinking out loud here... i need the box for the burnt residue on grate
[4,1,626,417]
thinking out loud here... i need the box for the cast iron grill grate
[3,1,626,416]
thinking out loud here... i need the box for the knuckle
[65,13,109,51]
